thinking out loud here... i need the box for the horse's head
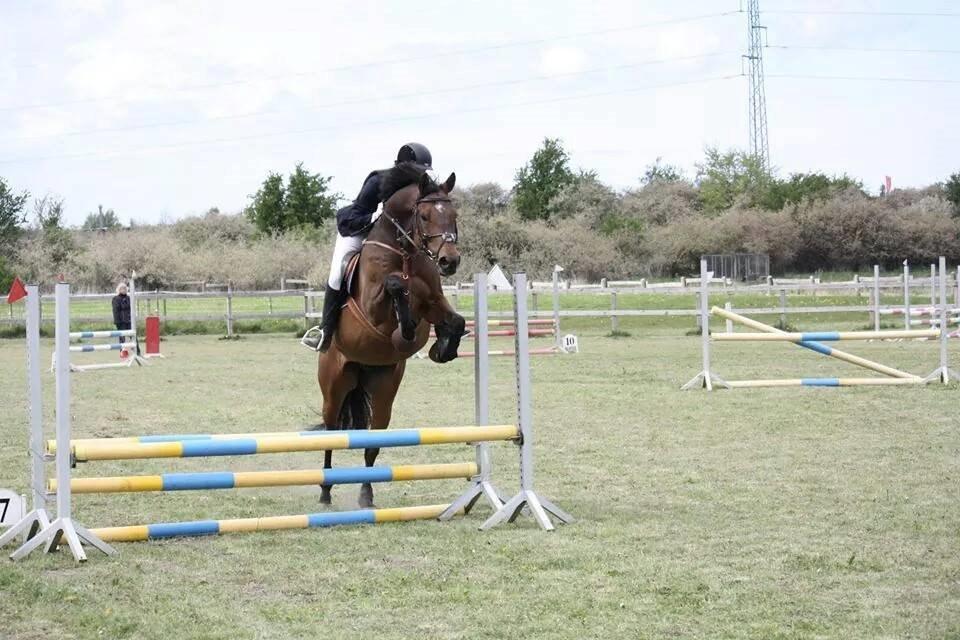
[416,171,460,277]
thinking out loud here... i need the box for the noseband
[366,195,458,277]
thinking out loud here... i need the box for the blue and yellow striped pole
[726,377,926,388]
[66,425,519,462]
[713,329,939,341]
[50,462,478,493]
[710,306,920,379]
[90,504,462,542]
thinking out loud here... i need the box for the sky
[1,0,959,226]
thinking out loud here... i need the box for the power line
[763,9,960,18]
[5,51,737,143]
[768,45,960,55]
[767,73,960,84]
[0,75,740,164]
[0,10,740,112]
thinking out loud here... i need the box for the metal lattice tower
[745,0,770,167]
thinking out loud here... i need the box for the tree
[641,157,684,185]
[33,195,77,274]
[547,171,627,232]
[459,182,509,217]
[763,172,863,210]
[82,205,122,231]
[512,138,575,221]
[246,164,338,234]
[946,172,960,216]
[246,172,286,234]
[0,176,29,258]
[283,163,338,229]
[696,148,776,213]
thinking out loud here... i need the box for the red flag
[6,277,27,304]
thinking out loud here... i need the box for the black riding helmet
[396,142,432,169]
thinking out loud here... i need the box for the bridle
[364,194,458,278]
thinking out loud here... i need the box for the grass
[0,321,958,639]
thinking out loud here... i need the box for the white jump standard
[3,273,571,562]
[683,256,958,390]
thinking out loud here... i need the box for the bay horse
[315,167,466,508]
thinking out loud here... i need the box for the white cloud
[59,0,109,14]
[539,46,587,76]
[655,24,722,61]
[15,109,71,140]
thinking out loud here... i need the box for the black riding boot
[318,286,346,353]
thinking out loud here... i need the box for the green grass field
[0,319,958,639]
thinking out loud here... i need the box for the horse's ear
[442,172,456,194]
[418,171,433,195]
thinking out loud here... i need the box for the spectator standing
[112,282,132,357]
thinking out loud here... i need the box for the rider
[301,142,433,352]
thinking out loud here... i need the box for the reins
[362,194,458,279]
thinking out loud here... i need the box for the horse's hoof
[359,487,374,509]
[320,487,332,505]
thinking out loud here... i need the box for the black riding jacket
[336,171,383,237]
[112,293,131,328]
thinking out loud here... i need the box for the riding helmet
[396,143,432,169]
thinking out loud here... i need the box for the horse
[315,167,466,508]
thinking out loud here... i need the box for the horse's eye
[421,213,429,222]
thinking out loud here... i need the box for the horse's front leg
[424,296,466,363]
[385,274,418,344]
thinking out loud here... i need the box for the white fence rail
[5,264,959,336]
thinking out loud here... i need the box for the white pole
[129,271,138,355]
[480,273,573,531]
[551,266,562,350]
[10,283,116,562]
[0,285,51,552]
[931,263,936,309]
[439,273,502,520]
[903,261,911,331]
[934,256,958,384]
[873,265,880,331]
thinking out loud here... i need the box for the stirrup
[300,326,324,351]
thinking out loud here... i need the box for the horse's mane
[378,161,440,202]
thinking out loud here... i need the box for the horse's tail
[338,386,370,430]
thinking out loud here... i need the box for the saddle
[337,247,429,356]
[341,251,362,295]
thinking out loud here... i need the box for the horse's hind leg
[358,362,406,509]
[317,355,360,505]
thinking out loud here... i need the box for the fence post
[931,263,936,309]
[724,301,733,333]
[779,289,787,328]
[873,264,880,331]
[226,281,234,338]
[552,268,562,350]
[610,291,618,334]
[956,265,960,309]
[903,261,911,331]
[303,293,311,331]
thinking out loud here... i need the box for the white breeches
[327,210,381,289]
